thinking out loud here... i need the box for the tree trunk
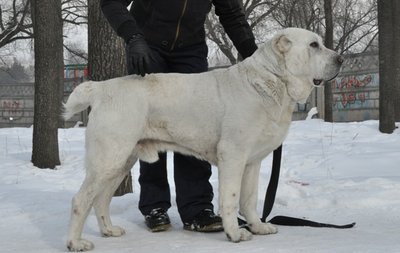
[378,0,396,133]
[31,0,62,169]
[393,0,400,122]
[87,0,132,196]
[323,0,334,122]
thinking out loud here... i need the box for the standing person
[100,0,257,233]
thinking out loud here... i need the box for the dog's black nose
[336,55,344,65]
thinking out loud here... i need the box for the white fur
[64,28,342,251]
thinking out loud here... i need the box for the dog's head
[269,28,343,103]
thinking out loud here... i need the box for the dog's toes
[226,228,253,242]
[102,226,126,237]
[250,222,278,235]
[67,238,94,252]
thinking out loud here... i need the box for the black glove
[126,34,154,77]
[236,39,258,59]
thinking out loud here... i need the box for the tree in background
[31,0,63,168]
[0,57,31,83]
[324,0,334,122]
[270,0,378,54]
[205,0,377,66]
[378,0,400,133]
[0,0,88,65]
[0,0,32,49]
[206,0,281,64]
[87,0,131,195]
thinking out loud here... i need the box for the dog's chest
[250,113,292,161]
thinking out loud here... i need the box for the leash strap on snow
[269,216,356,228]
[238,145,356,229]
[260,145,282,222]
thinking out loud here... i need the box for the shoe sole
[148,223,171,232]
[183,223,223,233]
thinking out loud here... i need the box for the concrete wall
[331,72,379,122]
[0,79,87,128]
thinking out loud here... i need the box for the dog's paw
[102,225,126,237]
[67,238,94,252]
[226,228,253,242]
[250,222,278,235]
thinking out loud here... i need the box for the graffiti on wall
[331,73,379,110]
[0,99,24,120]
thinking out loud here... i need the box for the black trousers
[126,42,214,222]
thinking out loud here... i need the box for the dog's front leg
[239,161,277,235]
[218,152,252,242]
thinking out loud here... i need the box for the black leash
[238,145,356,229]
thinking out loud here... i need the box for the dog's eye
[310,42,319,48]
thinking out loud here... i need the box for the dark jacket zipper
[170,0,188,51]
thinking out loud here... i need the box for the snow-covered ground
[1,119,399,253]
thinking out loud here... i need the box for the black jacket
[101,0,257,58]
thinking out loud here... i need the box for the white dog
[64,28,343,251]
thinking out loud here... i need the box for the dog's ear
[274,35,292,54]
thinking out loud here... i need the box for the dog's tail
[63,81,95,120]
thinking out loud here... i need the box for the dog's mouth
[313,73,339,86]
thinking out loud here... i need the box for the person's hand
[126,34,154,77]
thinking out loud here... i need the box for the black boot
[183,209,223,232]
[144,208,171,232]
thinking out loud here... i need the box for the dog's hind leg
[67,172,103,251]
[67,163,134,251]
[93,154,137,237]
[239,161,277,235]
[67,134,138,251]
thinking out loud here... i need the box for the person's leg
[173,154,213,218]
[139,153,173,232]
[138,153,171,214]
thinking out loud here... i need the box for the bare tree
[31,0,63,169]
[65,42,88,64]
[0,0,32,48]
[333,0,378,54]
[0,0,88,63]
[62,0,87,26]
[206,0,377,66]
[324,0,334,122]
[205,0,281,64]
[270,0,377,54]
[395,1,400,123]
[378,0,400,133]
[87,0,125,80]
[272,0,323,31]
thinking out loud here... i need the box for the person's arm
[212,0,257,58]
[101,0,153,76]
[100,0,142,42]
